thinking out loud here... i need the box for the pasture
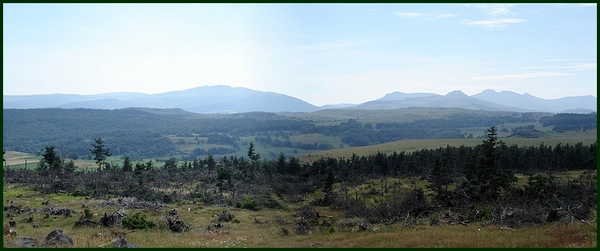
[299,129,597,163]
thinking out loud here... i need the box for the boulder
[44,228,73,246]
[8,236,37,248]
[99,237,140,248]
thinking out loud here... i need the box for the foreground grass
[298,223,596,248]
[3,184,596,248]
[5,213,596,248]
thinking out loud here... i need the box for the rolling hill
[3,86,596,114]
[353,90,535,112]
[471,89,597,113]
[3,85,320,113]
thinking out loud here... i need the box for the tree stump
[166,216,190,233]
[546,209,559,223]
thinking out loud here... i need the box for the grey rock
[44,228,73,246]
[8,236,37,248]
[99,237,140,248]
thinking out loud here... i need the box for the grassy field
[298,129,597,163]
[288,107,521,125]
[3,151,168,172]
[3,151,40,170]
[2,183,596,248]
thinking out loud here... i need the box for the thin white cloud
[461,4,525,28]
[522,63,597,70]
[466,4,516,16]
[472,72,572,81]
[545,58,596,62]
[395,12,424,18]
[48,19,130,41]
[486,5,512,16]
[463,18,527,28]
[434,13,458,19]
[395,11,457,20]
[283,40,365,52]
[553,3,598,8]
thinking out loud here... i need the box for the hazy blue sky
[3,3,597,106]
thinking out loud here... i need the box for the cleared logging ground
[3,178,596,248]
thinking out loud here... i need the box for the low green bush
[121,213,156,230]
[236,197,261,211]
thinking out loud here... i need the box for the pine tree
[247,142,260,163]
[428,154,451,202]
[90,137,111,171]
[42,146,63,171]
[276,152,287,174]
[246,142,260,178]
[122,156,132,172]
[325,169,335,192]
[320,168,336,206]
[288,156,301,175]
[206,155,216,170]
[463,126,517,202]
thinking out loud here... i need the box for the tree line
[539,112,597,132]
[307,113,538,147]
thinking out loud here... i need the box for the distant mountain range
[471,89,597,114]
[354,90,533,112]
[3,86,596,114]
[3,85,320,113]
[355,89,596,113]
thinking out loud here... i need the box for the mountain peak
[377,91,437,102]
[523,93,535,98]
[446,90,468,97]
[481,89,498,94]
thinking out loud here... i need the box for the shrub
[83,208,93,219]
[466,204,491,222]
[162,193,175,204]
[121,213,156,230]
[265,198,288,210]
[280,227,289,236]
[326,226,336,234]
[236,197,261,211]
[72,189,90,197]
[369,217,380,224]
[215,210,235,222]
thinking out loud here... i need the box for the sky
[3,3,597,106]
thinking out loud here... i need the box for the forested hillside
[3,109,313,159]
[539,112,597,132]
[3,108,596,161]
